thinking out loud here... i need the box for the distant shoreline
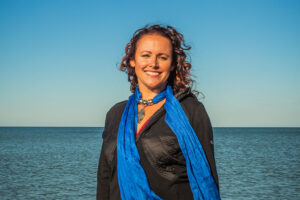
[0,126,299,128]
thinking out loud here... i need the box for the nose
[150,56,159,69]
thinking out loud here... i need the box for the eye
[141,54,150,58]
[160,56,168,60]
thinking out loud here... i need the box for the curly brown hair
[120,24,194,94]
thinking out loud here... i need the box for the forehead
[135,34,172,52]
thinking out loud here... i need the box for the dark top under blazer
[97,89,219,200]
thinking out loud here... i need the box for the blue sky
[0,0,299,127]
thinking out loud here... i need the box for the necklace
[137,99,154,124]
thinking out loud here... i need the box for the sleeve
[190,101,219,189]
[96,111,111,200]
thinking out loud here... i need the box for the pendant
[137,107,145,124]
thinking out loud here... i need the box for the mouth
[145,71,161,76]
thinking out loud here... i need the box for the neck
[138,84,167,100]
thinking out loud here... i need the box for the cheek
[135,59,148,68]
[163,62,173,72]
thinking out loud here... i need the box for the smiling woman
[120,24,193,94]
[129,34,174,127]
[97,24,220,200]
[129,34,173,96]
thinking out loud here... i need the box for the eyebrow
[140,51,152,54]
[140,51,170,56]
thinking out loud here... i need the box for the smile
[145,71,160,76]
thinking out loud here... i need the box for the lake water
[0,127,299,199]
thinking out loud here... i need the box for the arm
[96,112,111,200]
[188,99,219,189]
[97,100,127,199]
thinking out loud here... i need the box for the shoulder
[102,100,128,139]
[106,100,128,120]
[175,88,206,114]
[180,94,208,118]
[179,93,212,135]
[173,88,209,123]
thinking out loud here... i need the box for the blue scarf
[117,85,220,200]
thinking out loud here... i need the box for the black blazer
[97,89,219,200]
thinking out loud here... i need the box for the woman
[97,24,220,200]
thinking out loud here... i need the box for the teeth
[145,71,159,76]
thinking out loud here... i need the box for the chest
[137,100,165,134]
[137,122,186,178]
[137,115,188,181]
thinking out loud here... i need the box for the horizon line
[0,126,299,128]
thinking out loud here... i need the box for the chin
[146,83,167,91]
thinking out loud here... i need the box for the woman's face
[130,34,173,94]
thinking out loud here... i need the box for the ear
[129,59,135,68]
